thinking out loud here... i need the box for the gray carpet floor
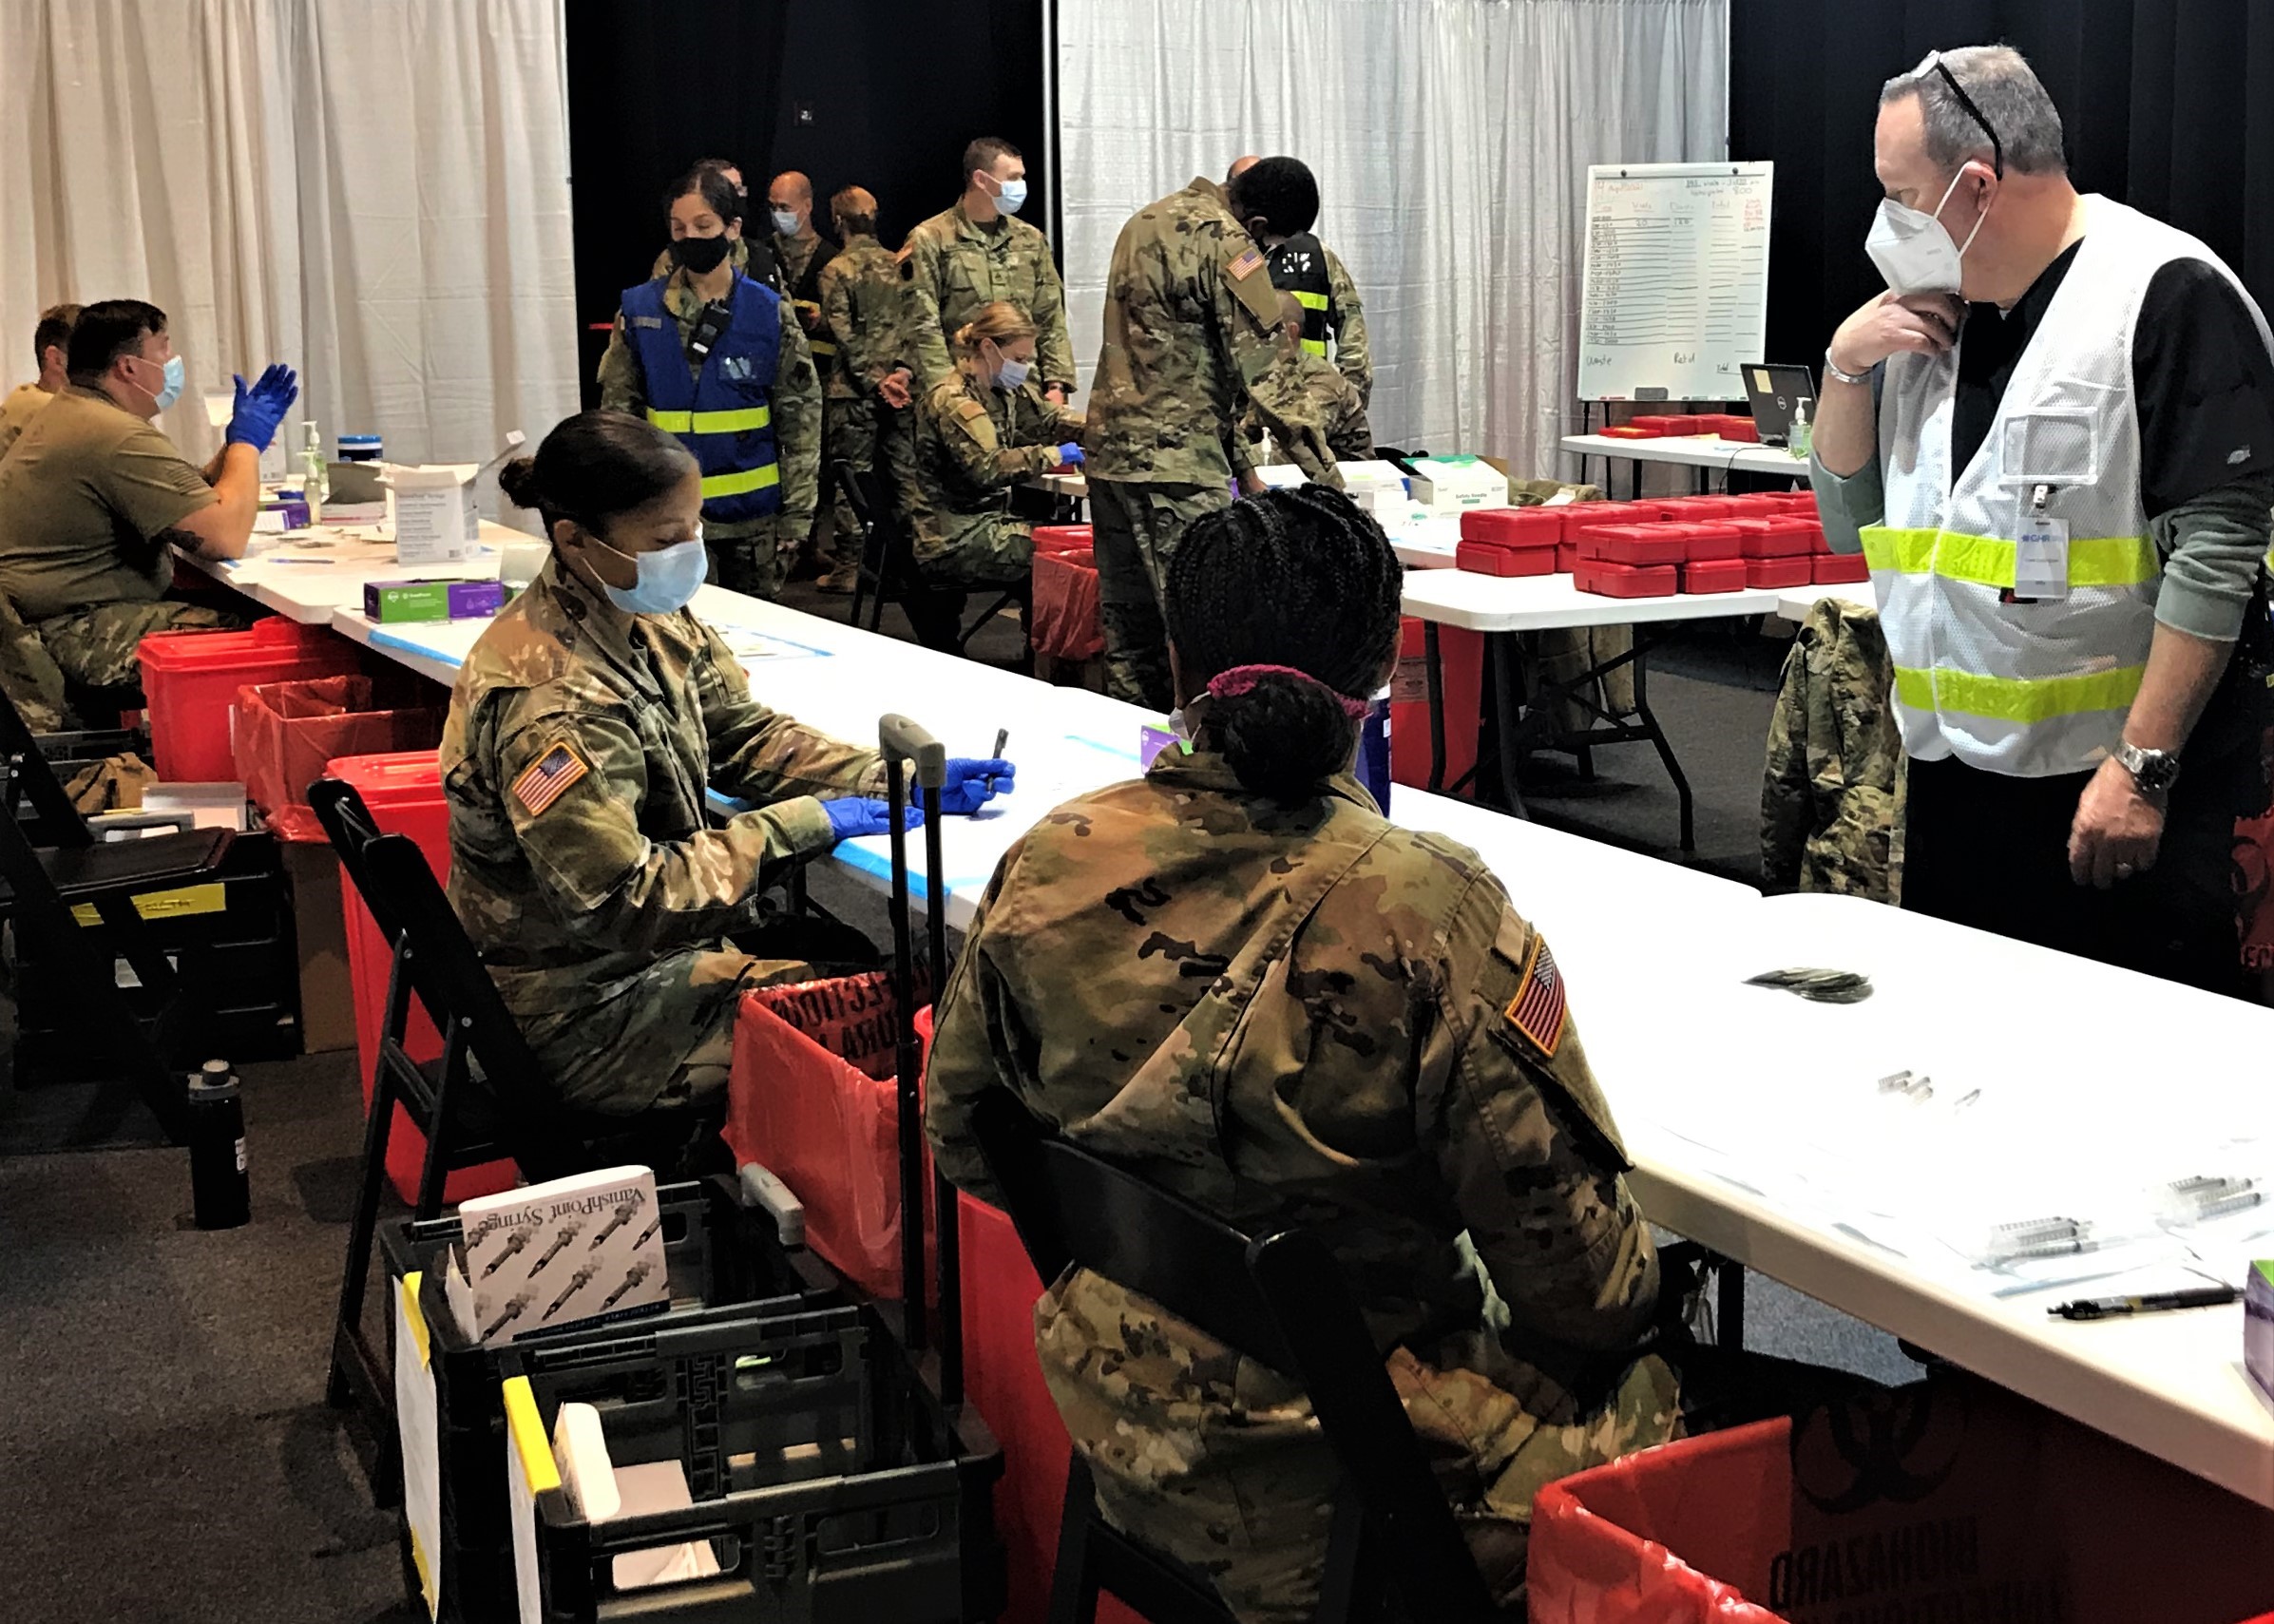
[0,590,1918,1623]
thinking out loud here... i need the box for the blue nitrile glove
[1054,443,1085,468]
[823,797,923,843]
[225,363,300,450]
[940,757,1016,814]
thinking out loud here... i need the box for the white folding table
[1561,430,1813,498]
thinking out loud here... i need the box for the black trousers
[1901,745,2259,1000]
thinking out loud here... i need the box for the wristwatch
[2114,741,2182,796]
[1824,348,1871,388]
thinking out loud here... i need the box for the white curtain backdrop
[1057,0,1729,478]
[0,0,575,471]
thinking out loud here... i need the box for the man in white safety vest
[1813,45,2274,997]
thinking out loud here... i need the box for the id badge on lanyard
[2014,497,2070,602]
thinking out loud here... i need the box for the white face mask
[1865,165,1990,296]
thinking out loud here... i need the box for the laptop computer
[1741,363,1818,448]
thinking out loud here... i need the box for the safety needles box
[2248,1261,2274,1405]
[443,1166,670,1347]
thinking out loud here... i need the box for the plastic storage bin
[384,1175,840,1624]
[1814,552,1870,584]
[501,1299,1005,1624]
[137,617,367,782]
[1390,616,1482,793]
[323,750,514,1205]
[1745,558,1815,589]
[233,673,444,843]
[1680,559,1748,594]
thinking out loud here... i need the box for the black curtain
[1729,0,2274,372]
[564,0,1046,406]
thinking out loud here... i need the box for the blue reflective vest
[621,275,783,522]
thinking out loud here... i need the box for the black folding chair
[838,459,1029,663]
[0,684,233,1140]
[309,778,710,1466]
[968,1089,1500,1624]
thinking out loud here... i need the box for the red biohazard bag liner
[1460,507,1562,547]
[1577,524,1691,567]
[1030,524,1093,558]
[1732,517,1822,558]
[1528,1374,2274,1624]
[1456,541,1557,578]
[1577,560,1678,598]
[1031,549,1104,663]
[140,616,369,782]
[1681,559,1748,594]
[1390,617,1483,792]
[1813,551,1870,584]
[1683,523,1745,562]
[1745,557,1815,589]
[234,673,444,843]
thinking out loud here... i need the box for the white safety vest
[1863,195,2274,776]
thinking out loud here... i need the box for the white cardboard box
[385,463,482,564]
[1406,455,1511,513]
[447,1166,669,1346]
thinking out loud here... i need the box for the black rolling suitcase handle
[880,714,964,1408]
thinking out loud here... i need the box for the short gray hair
[1882,45,2067,177]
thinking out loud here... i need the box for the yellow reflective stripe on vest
[646,406,772,435]
[700,464,780,500]
[1893,662,2146,724]
[1291,290,1329,311]
[1858,525,2156,589]
[1300,337,1328,357]
[808,340,838,355]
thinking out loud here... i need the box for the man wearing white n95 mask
[1811,45,2274,998]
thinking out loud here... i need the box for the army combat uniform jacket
[817,234,909,402]
[442,558,882,1115]
[906,373,1082,563]
[1237,345,1373,472]
[1761,595,1905,903]
[927,751,1677,1618]
[904,201,1076,392]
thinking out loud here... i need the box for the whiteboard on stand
[1577,162,1773,403]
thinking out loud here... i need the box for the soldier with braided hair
[926,485,1676,1620]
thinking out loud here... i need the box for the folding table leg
[1486,634,1531,819]
[1627,637,1696,851]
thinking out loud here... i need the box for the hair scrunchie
[1205,663,1370,718]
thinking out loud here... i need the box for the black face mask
[671,233,733,275]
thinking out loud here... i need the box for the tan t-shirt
[0,382,53,463]
[0,386,217,620]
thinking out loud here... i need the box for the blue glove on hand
[226,363,300,451]
[1054,443,1085,468]
[939,757,1015,815]
[824,797,923,843]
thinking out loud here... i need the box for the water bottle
[187,1059,250,1231]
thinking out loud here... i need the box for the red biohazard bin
[1390,616,1482,793]
[1030,524,1093,558]
[1031,550,1104,665]
[325,750,516,1206]
[138,618,368,783]
[1528,1380,2274,1624]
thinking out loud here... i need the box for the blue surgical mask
[596,529,707,616]
[994,177,1028,216]
[995,357,1032,392]
[137,353,187,412]
[770,209,800,237]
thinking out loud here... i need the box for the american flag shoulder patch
[1229,247,1266,280]
[1503,933,1566,1058]
[511,740,589,816]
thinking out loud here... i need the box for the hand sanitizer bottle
[1788,400,1813,462]
[302,420,328,525]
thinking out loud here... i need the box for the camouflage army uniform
[817,232,916,571]
[1086,178,1344,711]
[1237,344,1373,468]
[1321,244,1372,408]
[597,269,822,601]
[927,750,1677,1621]
[1763,595,1906,903]
[907,373,1083,584]
[440,555,885,1115]
[903,201,1076,392]
[38,601,242,692]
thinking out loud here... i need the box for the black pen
[2048,1285,2240,1321]
[986,728,1009,793]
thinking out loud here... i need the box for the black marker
[2048,1285,2240,1321]
[987,728,1009,793]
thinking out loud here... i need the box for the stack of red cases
[1576,523,1690,566]
[1630,414,1703,436]
[1745,557,1815,588]
[1682,523,1743,562]
[1575,560,1678,598]
[1455,508,1560,577]
[1681,559,1748,593]
[1730,517,1821,558]
[1711,415,1762,442]
[1815,552,1870,584]
[1602,424,1660,439]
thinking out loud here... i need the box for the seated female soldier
[925,486,1676,1619]
[442,410,1013,1119]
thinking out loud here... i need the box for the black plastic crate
[383,1175,842,1624]
[11,828,299,1079]
[503,1301,1004,1624]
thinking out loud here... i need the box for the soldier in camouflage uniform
[905,302,1083,630]
[1763,594,1906,902]
[649,160,780,292]
[601,163,821,601]
[1086,160,1344,711]
[1237,294,1373,468]
[816,187,918,592]
[444,412,1011,1117]
[927,488,1675,1620]
[1228,154,1373,408]
[902,137,1076,398]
